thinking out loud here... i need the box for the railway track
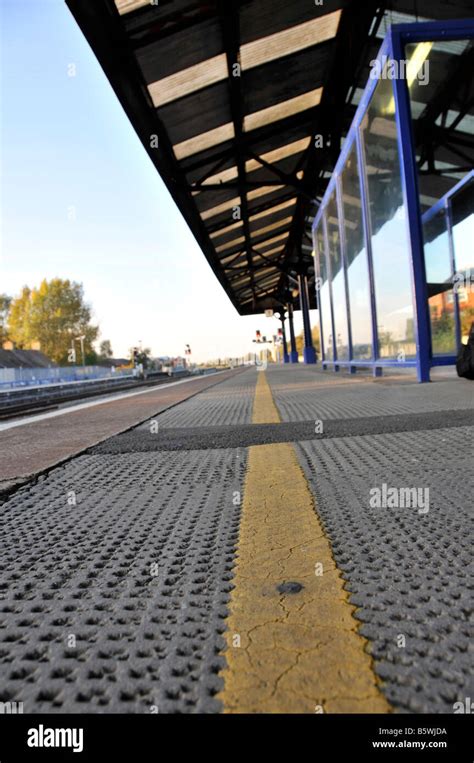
[0,372,193,421]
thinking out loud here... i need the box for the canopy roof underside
[66,0,474,315]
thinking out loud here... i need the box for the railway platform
[0,365,472,714]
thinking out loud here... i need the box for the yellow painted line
[219,370,390,713]
[251,369,281,424]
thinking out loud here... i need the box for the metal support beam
[391,28,432,383]
[244,149,313,199]
[277,312,290,364]
[218,0,256,307]
[193,180,288,192]
[298,274,317,364]
[192,150,238,187]
[231,268,280,293]
[287,303,299,364]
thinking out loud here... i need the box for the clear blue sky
[1,0,310,361]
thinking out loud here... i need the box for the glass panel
[315,219,333,360]
[423,209,456,355]
[361,73,415,360]
[340,143,373,360]
[451,181,474,343]
[326,193,349,359]
[405,39,474,216]
[406,37,474,352]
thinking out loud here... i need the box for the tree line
[0,278,113,366]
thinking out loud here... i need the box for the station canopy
[67,0,474,315]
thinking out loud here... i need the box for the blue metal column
[391,29,431,382]
[356,128,381,377]
[336,174,355,373]
[298,274,317,364]
[287,303,299,363]
[313,227,326,368]
[280,313,290,364]
[446,198,462,351]
[323,213,338,368]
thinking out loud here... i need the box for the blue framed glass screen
[312,19,474,381]
[451,181,474,343]
[315,218,333,361]
[326,193,349,360]
[360,75,415,360]
[340,142,372,360]
[423,210,456,355]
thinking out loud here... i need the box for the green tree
[99,339,113,359]
[295,325,320,356]
[6,287,32,349]
[8,279,99,365]
[0,294,12,346]
[430,307,455,354]
[461,306,474,341]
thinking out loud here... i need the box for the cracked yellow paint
[218,371,391,713]
[251,369,281,423]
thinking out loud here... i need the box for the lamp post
[75,335,86,373]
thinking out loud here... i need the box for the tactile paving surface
[2,362,472,716]
[135,371,257,429]
[0,449,246,713]
[296,426,474,713]
[266,365,474,422]
[90,408,474,453]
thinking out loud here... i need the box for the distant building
[0,347,56,369]
[155,356,187,371]
[97,357,130,368]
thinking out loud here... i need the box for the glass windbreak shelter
[423,172,474,356]
[312,20,474,382]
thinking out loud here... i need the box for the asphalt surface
[90,407,474,453]
[267,364,474,421]
[0,369,244,495]
[297,426,474,713]
[0,371,252,713]
[0,364,472,713]
[265,366,474,713]
[0,449,246,712]
[136,371,257,428]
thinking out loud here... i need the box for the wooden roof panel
[157,81,230,147]
[242,45,329,115]
[136,16,224,83]
[239,0,345,45]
